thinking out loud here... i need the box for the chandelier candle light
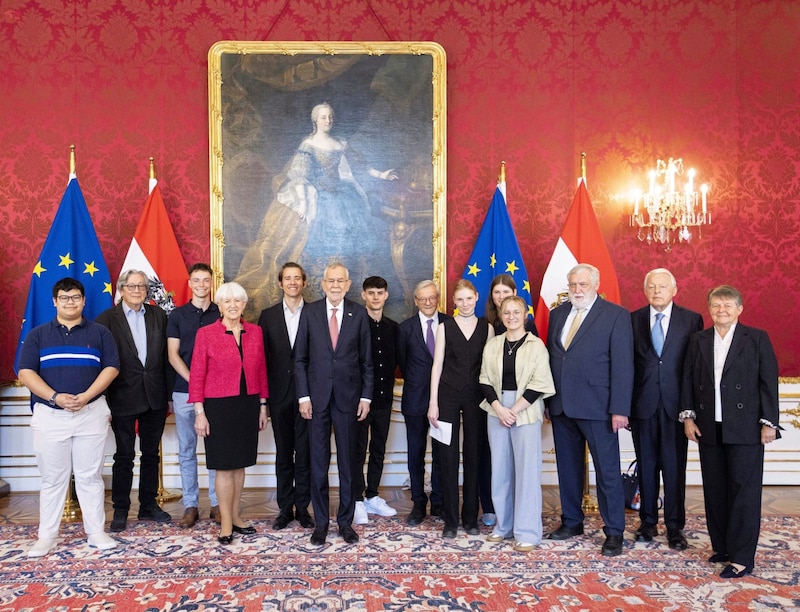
[629,158,710,250]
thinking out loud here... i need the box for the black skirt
[203,391,259,470]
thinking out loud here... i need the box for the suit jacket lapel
[698,328,714,375]
[723,325,746,375]
[114,304,139,356]
[567,299,602,348]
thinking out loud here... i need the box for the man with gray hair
[97,269,173,532]
[630,268,703,550]
[545,263,633,557]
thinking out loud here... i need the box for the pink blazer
[188,320,268,402]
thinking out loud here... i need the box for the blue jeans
[173,392,217,508]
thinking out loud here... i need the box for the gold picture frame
[208,41,446,320]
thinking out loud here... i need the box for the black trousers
[699,424,764,569]
[404,413,442,508]
[270,396,311,515]
[110,407,167,511]
[353,401,392,500]
[631,405,687,529]
[434,381,483,530]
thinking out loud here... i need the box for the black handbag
[622,460,641,511]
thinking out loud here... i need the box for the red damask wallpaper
[1,0,799,380]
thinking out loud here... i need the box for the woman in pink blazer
[189,282,268,544]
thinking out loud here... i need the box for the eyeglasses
[123,283,147,291]
[415,296,439,303]
[57,295,84,304]
[567,282,592,291]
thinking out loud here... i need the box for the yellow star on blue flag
[14,177,113,373]
[461,181,534,322]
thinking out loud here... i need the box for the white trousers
[487,390,543,544]
[31,397,111,539]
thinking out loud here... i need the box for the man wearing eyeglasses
[97,269,173,532]
[396,280,446,526]
[17,277,120,557]
[294,262,373,546]
[546,263,634,557]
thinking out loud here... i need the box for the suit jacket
[397,312,452,417]
[258,302,296,406]
[96,302,171,417]
[546,297,634,420]
[294,298,373,411]
[188,320,268,402]
[631,303,704,420]
[681,323,779,445]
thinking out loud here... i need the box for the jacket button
[735,384,742,389]
[737,403,744,409]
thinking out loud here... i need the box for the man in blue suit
[397,280,446,525]
[295,262,373,546]
[546,263,633,557]
[630,268,703,550]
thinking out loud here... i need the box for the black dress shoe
[667,529,688,550]
[548,523,584,540]
[634,523,658,542]
[138,505,172,523]
[232,524,256,535]
[310,527,328,546]
[601,535,624,557]
[430,505,442,517]
[441,526,457,538]
[338,525,359,544]
[720,564,753,579]
[217,534,233,545]
[464,524,480,536]
[406,504,426,526]
[708,552,730,563]
[273,514,292,530]
[110,509,128,533]
[296,511,315,529]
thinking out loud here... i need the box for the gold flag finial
[69,145,76,176]
[580,151,587,182]
[149,157,156,180]
[498,160,506,184]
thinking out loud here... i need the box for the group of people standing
[17,260,780,580]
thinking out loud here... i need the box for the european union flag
[462,182,533,319]
[14,177,113,373]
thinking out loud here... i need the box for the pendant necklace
[505,337,523,355]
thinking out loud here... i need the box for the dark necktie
[426,318,435,357]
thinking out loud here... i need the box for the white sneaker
[363,495,397,517]
[353,501,369,525]
[28,538,57,558]
[88,532,118,551]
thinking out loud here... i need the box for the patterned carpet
[1,514,799,611]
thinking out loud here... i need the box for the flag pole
[498,160,506,184]
[61,144,84,522]
[579,150,599,513]
[150,156,182,505]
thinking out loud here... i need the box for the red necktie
[329,307,339,350]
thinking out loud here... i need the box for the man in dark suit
[96,270,172,532]
[681,285,779,579]
[295,262,373,545]
[258,262,314,531]
[630,268,703,550]
[546,263,633,557]
[396,279,445,525]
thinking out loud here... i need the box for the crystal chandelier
[629,158,710,250]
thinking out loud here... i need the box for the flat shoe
[442,526,457,538]
[514,542,536,552]
[486,533,506,542]
[232,524,256,535]
[217,534,233,545]
[720,564,753,579]
[708,552,730,563]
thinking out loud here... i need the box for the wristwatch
[48,392,58,407]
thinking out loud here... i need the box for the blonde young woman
[479,295,555,551]
[428,279,494,538]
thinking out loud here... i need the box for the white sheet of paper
[430,420,452,446]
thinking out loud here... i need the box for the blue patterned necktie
[652,312,665,356]
[426,318,435,357]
